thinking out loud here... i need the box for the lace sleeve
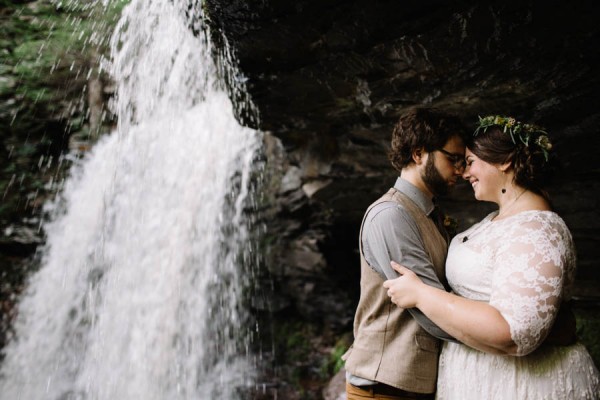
[489,214,574,356]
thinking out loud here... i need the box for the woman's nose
[462,166,470,180]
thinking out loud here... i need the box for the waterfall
[0,0,262,398]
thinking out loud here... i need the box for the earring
[501,188,506,194]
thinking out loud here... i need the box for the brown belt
[348,382,434,399]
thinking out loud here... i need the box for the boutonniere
[443,215,458,238]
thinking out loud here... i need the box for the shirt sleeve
[489,216,572,356]
[362,201,457,342]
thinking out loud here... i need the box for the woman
[383,116,600,399]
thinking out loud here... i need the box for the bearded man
[342,107,468,400]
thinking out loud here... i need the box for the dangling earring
[501,169,507,194]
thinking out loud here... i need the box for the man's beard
[422,153,450,197]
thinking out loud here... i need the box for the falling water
[0,0,262,398]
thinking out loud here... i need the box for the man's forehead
[444,135,466,153]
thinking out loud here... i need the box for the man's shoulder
[363,199,415,230]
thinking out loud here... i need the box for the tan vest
[343,188,449,393]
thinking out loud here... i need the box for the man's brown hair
[388,107,469,172]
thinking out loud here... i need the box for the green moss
[574,305,600,369]
[0,0,130,354]
[277,320,313,361]
[320,334,351,377]
[0,0,129,222]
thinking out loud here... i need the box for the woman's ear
[498,161,512,173]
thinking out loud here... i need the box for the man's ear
[412,147,426,165]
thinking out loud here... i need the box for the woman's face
[462,148,505,202]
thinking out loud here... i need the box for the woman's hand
[382,261,426,308]
[384,263,516,354]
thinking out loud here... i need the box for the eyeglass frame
[437,148,466,170]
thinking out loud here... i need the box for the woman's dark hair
[466,126,555,198]
[388,108,469,172]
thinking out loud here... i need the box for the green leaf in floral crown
[474,115,552,162]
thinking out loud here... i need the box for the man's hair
[388,107,468,172]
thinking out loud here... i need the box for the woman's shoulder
[508,210,574,244]
[490,211,576,272]
[511,210,568,228]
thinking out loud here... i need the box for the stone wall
[205,0,600,333]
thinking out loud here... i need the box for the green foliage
[0,1,129,223]
[574,305,600,370]
[276,320,313,361]
[474,115,552,161]
[1,1,125,106]
[320,334,351,377]
[260,316,353,398]
[0,0,130,353]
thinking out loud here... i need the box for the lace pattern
[440,210,599,399]
[438,342,600,399]
[449,210,575,355]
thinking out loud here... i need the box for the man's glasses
[438,148,466,170]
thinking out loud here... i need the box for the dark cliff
[205,0,600,319]
[203,1,600,395]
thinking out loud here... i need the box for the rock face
[0,1,118,353]
[203,0,600,334]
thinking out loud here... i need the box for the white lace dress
[437,210,600,399]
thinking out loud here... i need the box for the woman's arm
[383,262,518,355]
[385,217,572,356]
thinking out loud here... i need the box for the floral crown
[474,115,552,161]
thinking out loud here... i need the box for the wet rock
[323,369,346,400]
[279,166,302,194]
[302,179,332,198]
[0,224,43,257]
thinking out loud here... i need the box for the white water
[0,1,261,398]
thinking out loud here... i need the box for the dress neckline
[488,209,555,224]
[456,210,557,245]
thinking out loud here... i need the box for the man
[342,107,468,399]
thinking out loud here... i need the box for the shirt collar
[393,177,435,216]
